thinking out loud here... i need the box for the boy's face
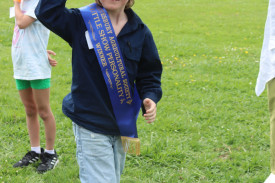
[99,0,128,11]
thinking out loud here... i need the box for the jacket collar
[117,8,144,38]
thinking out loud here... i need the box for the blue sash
[79,3,141,138]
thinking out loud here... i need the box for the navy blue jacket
[35,1,162,135]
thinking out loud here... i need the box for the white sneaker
[264,173,275,183]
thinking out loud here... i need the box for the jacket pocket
[123,46,142,90]
[123,42,142,62]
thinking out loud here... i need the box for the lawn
[0,0,270,182]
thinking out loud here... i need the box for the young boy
[256,0,275,182]
[35,0,162,182]
[11,0,58,173]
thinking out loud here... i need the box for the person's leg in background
[31,79,58,173]
[19,87,40,148]
[32,88,56,151]
[265,78,275,182]
[13,80,41,168]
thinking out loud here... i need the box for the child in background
[11,0,58,173]
[256,0,275,182]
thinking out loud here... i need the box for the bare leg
[18,88,40,147]
[268,79,275,174]
[33,88,56,150]
[265,79,275,183]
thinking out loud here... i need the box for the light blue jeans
[72,122,126,183]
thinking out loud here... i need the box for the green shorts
[15,79,51,90]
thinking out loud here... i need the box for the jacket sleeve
[35,0,80,44]
[136,27,163,104]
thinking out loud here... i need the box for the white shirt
[256,0,275,96]
[11,0,51,80]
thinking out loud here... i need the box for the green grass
[0,0,271,182]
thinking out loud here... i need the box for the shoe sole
[13,161,39,168]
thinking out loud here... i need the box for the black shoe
[37,151,59,173]
[13,149,43,168]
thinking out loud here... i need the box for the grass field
[0,0,271,182]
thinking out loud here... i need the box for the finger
[145,112,156,119]
[49,60,57,67]
[48,56,57,61]
[50,61,57,65]
[145,116,156,122]
[144,112,156,121]
[144,109,156,118]
[47,50,56,55]
[144,106,156,115]
[49,58,57,62]
[146,118,155,123]
[146,107,156,115]
[143,112,156,118]
[47,50,56,56]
